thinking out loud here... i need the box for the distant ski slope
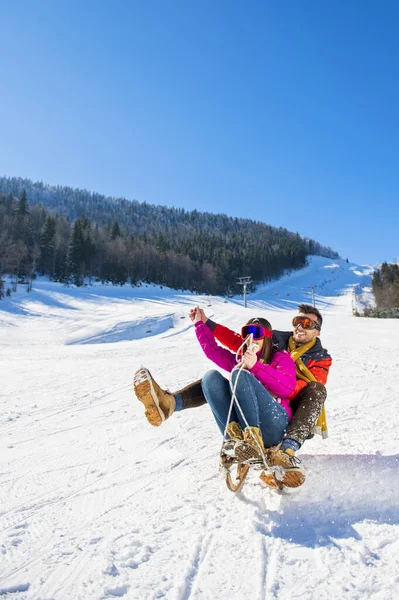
[240,256,374,312]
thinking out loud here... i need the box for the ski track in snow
[1,257,398,599]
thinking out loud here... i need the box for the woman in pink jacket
[193,310,296,457]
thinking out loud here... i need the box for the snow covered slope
[231,255,374,312]
[1,257,398,600]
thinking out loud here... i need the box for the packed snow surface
[1,257,398,599]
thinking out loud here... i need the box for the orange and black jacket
[205,320,332,400]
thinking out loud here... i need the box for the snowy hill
[231,256,374,312]
[1,257,398,600]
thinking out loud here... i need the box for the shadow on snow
[252,453,398,548]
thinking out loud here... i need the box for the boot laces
[286,452,301,468]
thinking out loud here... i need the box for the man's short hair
[297,303,323,327]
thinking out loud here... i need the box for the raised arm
[194,321,237,372]
[189,306,243,352]
[205,320,243,352]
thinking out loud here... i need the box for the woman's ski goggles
[292,316,321,331]
[241,324,273,340]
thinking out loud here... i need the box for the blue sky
[1,0,398,265]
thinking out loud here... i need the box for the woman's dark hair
[243,317,276,364]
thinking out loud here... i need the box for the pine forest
[0,176,339,297]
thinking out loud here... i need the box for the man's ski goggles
[292,316,321,331]
[241,325,273,340]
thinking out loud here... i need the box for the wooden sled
[220,448,285,493]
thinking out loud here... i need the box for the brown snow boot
[266,447,306,488]
[226,421,244,441]
[234,426,265,462]
[220,422,244,467]
[134,367,176,426]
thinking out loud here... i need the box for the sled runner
[219,440,286,492]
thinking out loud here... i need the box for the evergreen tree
[6,193,13,213]
[66,220,85,285]
[111,220,121,239]
[39,216,57,276]
[371,262,399,316]
[80,217,95,271]
[15,189,30,216]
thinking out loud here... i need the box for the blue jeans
[201,369,289,448]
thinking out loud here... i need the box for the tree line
[364,262,399,318]
[0,180,339,298]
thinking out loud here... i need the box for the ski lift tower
[308,286,315,307]
[237,276,252,308]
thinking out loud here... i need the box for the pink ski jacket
[195,321,296,418]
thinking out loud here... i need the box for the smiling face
[292,312,321,346]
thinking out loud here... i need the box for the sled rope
[221,334,269,471]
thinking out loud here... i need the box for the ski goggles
[292,316,321,331]
[241,324,273,340]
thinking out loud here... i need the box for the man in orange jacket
[134,304,332,487]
